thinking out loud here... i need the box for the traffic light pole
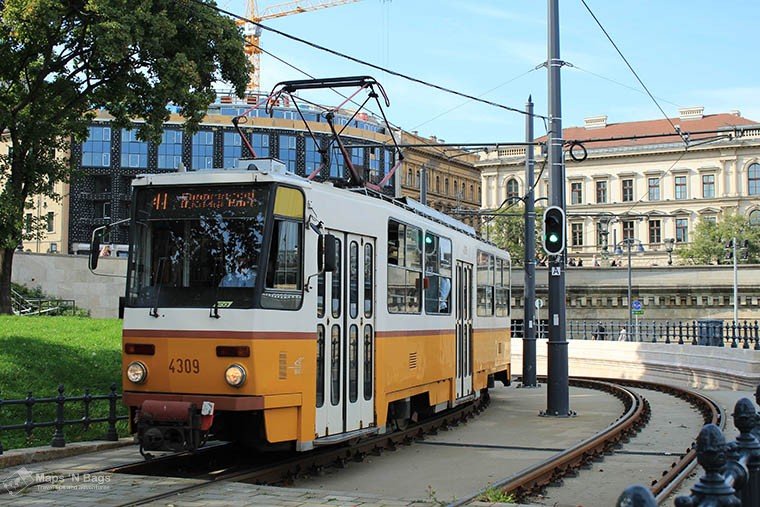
[544,0,571,417]
[522,96,538,388]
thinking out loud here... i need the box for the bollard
[50,384,66,448]
[674,424,742,507]
[730,398,760,506]
[616,484,657,506]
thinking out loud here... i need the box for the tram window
[387,220,422,314]
[317,272,325,318]
[495,258,510,317]
[330,325,340,406]
[363,324,373,401]
[424,233,452,315]
[364,243,373,318]
[349,241,359,319]
[262,219,303,310]
[349,325,359,403]
[316,325,325,408]
[331,237,342,318]
[476,251,495,316]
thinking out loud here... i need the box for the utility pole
[420,164,428,206]
[733,236,738,323]
[523,96,538,388]
[545,0,571,417]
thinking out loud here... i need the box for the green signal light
[548,233,559,243]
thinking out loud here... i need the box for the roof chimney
[584,115,608,129]
[679,106,704,120]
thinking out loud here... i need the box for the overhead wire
[579,0,684,143]
[188,0,547,121]
[570,65,682,109]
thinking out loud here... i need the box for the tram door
[455,261,473,399]
[316,232,375,438]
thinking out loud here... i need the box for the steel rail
[111,393,490,507]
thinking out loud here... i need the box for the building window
[622,220,634,240]
[435,176,440,193]
[191,131,214,170]
[702,174,715,198]
[251,132,270,158]
[82,126,111,167]
[596,221,606,247]
[674,175,687,199]
[470,184,474,201]
[675,218,688,243]
[595,180,607,203]
[702,215,717,224]
[648,177,660,201]
[46,212,54,233]
[571,223,583,246]
[750,209,760,226]
[406,168,413,186]
[157,129,183,170]
[93,175,111,194]
[444,178,449,195]
[222,132,242,168]
[368,147,380,181]
[748,163,760,195]
[506,178,519,200]
[305,137,320,175]
[350,146,364,171]
[24,213,32,232]
[94,201,111,220]
[279,134,297,172]
[329,145,344,178]
[648,219,661,244]
[622,179,633,202]
[571,182,583,204]
[120,129,148,168]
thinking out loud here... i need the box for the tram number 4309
[169,358,200,374]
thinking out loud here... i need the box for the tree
[0,0,251,314]
[677,213,760,265]
[483,206,544,266]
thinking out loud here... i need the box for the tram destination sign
[139,185,266,219]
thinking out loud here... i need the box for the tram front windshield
[127,184,269,309]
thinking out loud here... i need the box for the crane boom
[240,0,361,93]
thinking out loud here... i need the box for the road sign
[632,299,643,315]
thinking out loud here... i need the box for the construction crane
[239,0,361,93]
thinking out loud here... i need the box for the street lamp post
[614,238,645,338]
[664,238,675,266]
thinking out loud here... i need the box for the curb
[0,438,135,470]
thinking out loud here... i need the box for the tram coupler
[136,400,214,454]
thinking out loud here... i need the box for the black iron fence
[0,384,128,455]
[617,392,760,506]
[511,319,760,348]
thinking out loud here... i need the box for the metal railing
[0,384,127,455]
[511,319,760,348]
[10,288,77,316]
[617,392,760,506]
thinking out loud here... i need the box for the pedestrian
[610,259,617,267]
[594,322,606,340]
[577,257,583,267]
[592,254,599,267]
[618,327,627,342]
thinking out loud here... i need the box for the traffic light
[543,206,566,255]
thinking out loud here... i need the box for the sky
[218,0,760,144]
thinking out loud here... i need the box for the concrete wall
[12,252,126,319]
[511,338,760,391]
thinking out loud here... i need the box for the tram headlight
[126,361,148,384]
[224,364,247,387]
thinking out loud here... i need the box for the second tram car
[108,158,511,453]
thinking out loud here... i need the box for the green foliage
[483,205,544,266]
[478,486,517,504]
[0,316,125,449]
[677,213,760,265]
[0,0,251,312]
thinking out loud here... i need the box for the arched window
[444,178,449,195]
[470,184,474,200]
[750,209,760,227]
[416,170,420,188]
[749,163,760,195]
[506,178,519,200]
[435,176,440,193]
[406,168,413,186]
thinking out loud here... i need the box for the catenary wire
[579,0,684,143]
[570,65,682,109]
[188,0,548,121]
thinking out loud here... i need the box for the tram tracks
[453,377,723,506]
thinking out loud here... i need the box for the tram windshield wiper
[149,257,166,318]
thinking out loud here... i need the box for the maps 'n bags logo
[2,467,36,496]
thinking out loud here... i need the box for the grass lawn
[0,316,128,451]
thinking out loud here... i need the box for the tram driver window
[387,219,422,314]
[424,232,452,315]
[262,219,303,310]
[495,258,511,317]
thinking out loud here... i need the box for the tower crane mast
[239,0,361,93]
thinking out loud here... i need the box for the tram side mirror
[89,229,103,271]
[319,233,337,273]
